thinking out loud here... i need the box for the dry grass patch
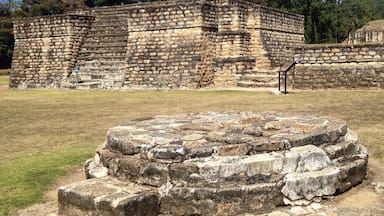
[0,89,383,214]
[0,75,9,86]
[0,69,10,76]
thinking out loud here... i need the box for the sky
[0,0,21,3]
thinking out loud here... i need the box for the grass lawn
[0,75,10,86]
[0,69,10,86]
[0,83,383,214]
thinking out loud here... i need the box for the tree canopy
[0,0,384,68]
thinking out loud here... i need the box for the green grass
[0,148,92,215]
[0,69,10,87]
[0,89,383,214]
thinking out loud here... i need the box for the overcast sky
[0,0,21,3]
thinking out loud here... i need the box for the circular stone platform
[58,112,368,216]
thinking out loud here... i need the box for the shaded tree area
[0,0,384,68]
[0,0,17,68]
[252,0,381,44]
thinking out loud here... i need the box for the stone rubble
[58,112,368,215]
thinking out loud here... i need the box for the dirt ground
[320,158,384,216]
[16,158,384,216]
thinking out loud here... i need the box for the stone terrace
[59,112,368,215]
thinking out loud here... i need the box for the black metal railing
[278,61,296,94]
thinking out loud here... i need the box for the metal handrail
[278,61,296,94]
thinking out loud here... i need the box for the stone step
[253,71,280,76]
[77,58,126,63]
[87,30,128,35]
[282,167,340,205]
[82,41,127,46]
[80,42,127,48]
[240,74,277,83]
[83,32,128,41]
[77,51,126,55]
[94,16,128,21]
[91,23,128,28]
[323,129,359,160]
[237,80,278,88]
[335,152,368,194]
[76,74,124,80]
[77,52,126,57]
[237,70,280,88]
[77,70,124,75]
[77,58,125,62]
[94,10,133,15]
[324,140,357,160]
[80,44,128,49]
[160,182,283,216]
[77,61,125,67]
[82,31,127,37]
[93,14,130,19]
[77,69,124,75]
[78,52,126,57]
[75,81,101,90]
[58,177,159,216]
[88,27,127,33]
[282,152,367,206]
[76,60,125,65]
[90,22,127,27]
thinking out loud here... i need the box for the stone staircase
[71,7,130,89]
[237,68,279,88]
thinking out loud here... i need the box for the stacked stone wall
[217,0,248,31]
[250,6,304,69]
[294,44,384,89]
[216,32,251,58]
[10,15,93,88]
[125,1,216,89]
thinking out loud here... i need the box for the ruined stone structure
[294,44,384,89]
[58,112,368,215]
[10,0,304,89]
[293,20,384,89]
[346,20,384,44]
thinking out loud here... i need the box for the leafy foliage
[251,0,382,43]
[0,1,16,69]
[20,0,66,16]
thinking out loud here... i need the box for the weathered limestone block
[283,145,331,173]
[84,158,108,179]
[58,177,159,216]
[106,126,144,155]
[282,167,339,204]
[160,182,284,216]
